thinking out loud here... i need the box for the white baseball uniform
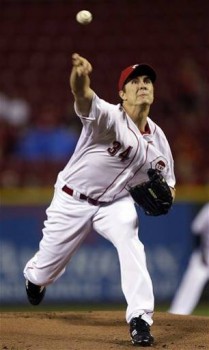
[24,93,175,325]
[169,203,209,315]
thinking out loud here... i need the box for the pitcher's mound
[1,311,209,349]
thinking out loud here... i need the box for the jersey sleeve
[142,119,176,189]
[74,93,113,129]
[154,125,176,188]
[161,139,175,188]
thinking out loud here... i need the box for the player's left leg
[93,195,154,346]
[24,187,98,305]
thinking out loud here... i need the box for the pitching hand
[72,53,92,77]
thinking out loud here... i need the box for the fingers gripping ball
[129,168,173,216]
[76,10,93,25]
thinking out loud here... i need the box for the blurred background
[0,0,209,313]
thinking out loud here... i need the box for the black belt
[62,185,106,206]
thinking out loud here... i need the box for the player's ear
[119,90,126,101]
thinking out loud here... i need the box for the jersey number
[107,141,133,162]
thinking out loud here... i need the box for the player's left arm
[160,133,176,201]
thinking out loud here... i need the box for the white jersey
[57,93,175,202]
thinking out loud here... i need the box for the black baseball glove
[129,168,173,216]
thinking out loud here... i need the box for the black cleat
[130,316,154,347]
[25,280,46,305]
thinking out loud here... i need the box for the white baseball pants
[24,186,154,324]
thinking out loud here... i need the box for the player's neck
[124,104,150,132]
[135,116,149,133]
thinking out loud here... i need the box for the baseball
[76,10,93,25]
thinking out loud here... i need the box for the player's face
[120,75,154,107]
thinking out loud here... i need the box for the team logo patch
[150,157,167,172]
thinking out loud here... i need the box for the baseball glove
[129,168,173,216]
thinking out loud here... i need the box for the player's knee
[115,222,138,243]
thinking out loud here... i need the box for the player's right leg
[24,187,97,305]
[93,195,154,346]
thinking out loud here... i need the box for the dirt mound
[1,311,209,349]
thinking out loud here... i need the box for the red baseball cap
[118,64,156,91]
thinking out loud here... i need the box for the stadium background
[0,0,209,313]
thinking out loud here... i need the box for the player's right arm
[70,53,94,116]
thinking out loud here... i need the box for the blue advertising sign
[0,203,198,304]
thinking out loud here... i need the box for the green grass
[0,302,208,316]
[0,302,125,313]
[155,302,209,317]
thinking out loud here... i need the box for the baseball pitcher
[24,53,176,347]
